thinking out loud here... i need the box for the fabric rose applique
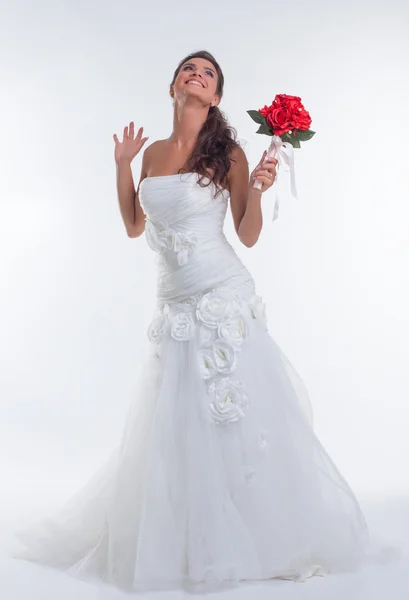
[208,377,249,425]
[144,218,198,266]
[170,312,196,341]
[248,294,268,330]
[196,289,250,424]
[147,304,196,345]
[147,288,269,425]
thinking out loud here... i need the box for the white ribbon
[265,135,299,221]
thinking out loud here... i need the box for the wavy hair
[170,50,241,198]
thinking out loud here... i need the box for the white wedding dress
[14,172,371,593]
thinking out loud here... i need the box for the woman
[14,50,370,593]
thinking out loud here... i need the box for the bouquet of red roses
[248,94,315,219]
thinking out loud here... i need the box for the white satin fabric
[13,172,370,593]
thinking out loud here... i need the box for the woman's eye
[183,65,214,78]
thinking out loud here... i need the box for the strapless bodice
[139,172,255,304]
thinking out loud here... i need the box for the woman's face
[171,57,220,107]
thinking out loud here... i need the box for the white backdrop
[1,0,408,537]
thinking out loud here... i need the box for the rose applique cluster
[147,288,268,425]
[144,217,198,267]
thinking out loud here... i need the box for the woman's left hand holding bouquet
[249,150,278,193]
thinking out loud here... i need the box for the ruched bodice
[139,172,256,304]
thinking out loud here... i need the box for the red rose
[266,106,293,136]
[259,105,271,117]
[258,94,311,135]
[292,107,312,131]
[275,94,302,109]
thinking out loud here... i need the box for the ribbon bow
[266,135,299,221]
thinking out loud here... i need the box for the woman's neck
[169,102,208,149]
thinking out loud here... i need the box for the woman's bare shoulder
[139,139,165,178]
[143,139,168,165]
[143,139,165,158]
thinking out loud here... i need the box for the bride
[14,50,371,593]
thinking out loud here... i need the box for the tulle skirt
[13,286,370,593]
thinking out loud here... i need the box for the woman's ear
[213,94,221,108]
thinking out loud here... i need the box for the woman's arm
[228,146,277,247]
[113,122,151,238]
[228,146,263,248]
[116,155,147,238]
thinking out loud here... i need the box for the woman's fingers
[260,157,277,168]
[254,162,277,191]
[258,150,267,166]
[256,169,275,179]
[253,152,277,177]
[129,122,145,141]
[255,159,276,174]
[114,124,145,144]
[135,126,144,140]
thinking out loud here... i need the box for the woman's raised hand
[113,122,149,165]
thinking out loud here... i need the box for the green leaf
[247,110,267,125]
[256,123,273,136]
[281,132,293,144]
[280,132,300,149]
[280,132,295,147]
[295,129,315,142]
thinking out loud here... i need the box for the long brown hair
[170,50,240,198]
